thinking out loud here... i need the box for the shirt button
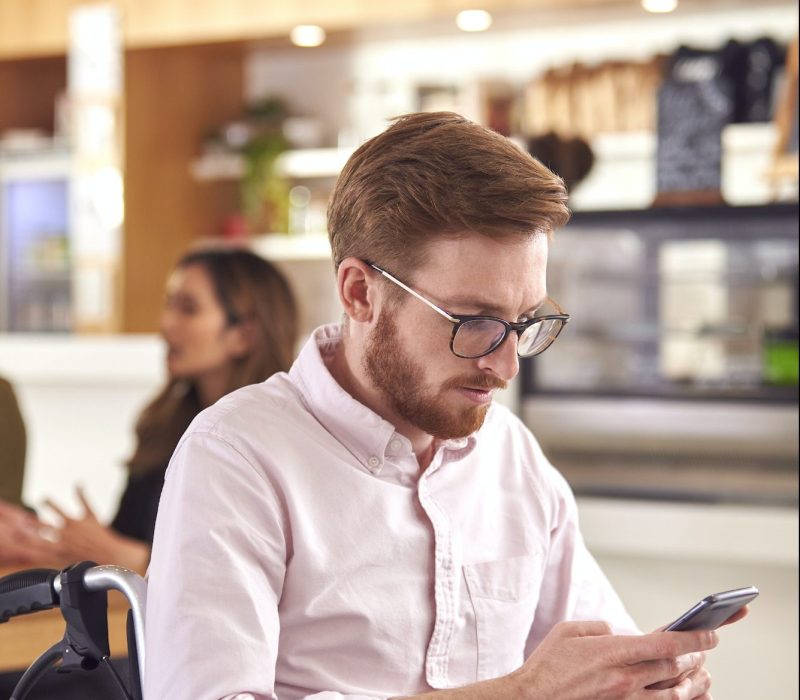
[389,439,402,452]
[367,456,380,469]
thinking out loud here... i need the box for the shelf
[13,266,71,282]
[251,232,331,261]
[190,152,244,180]
[190,147,355,182]
[276,148,354,179]
[567,202,799,231]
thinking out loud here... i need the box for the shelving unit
[251,231,331,261]
[191,123,787,218]
[190,147,354,182]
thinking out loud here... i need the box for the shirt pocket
[463,553,544,680]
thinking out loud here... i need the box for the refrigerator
[0,149,72,332]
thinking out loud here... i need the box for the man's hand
[400,619,719,700]
[507,620,717,699]
[647,604,750,691]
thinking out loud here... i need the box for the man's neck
[327,337,435,471]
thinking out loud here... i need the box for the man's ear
[337,257,377,323]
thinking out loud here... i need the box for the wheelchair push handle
[0,567,60,622]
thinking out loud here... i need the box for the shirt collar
[289,324,477,476]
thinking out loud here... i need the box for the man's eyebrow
[443,296,547,318]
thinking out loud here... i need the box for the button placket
[418,455,457,688]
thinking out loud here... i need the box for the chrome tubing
[82,565,147,692]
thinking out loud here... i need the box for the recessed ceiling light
[290,25,326,47]
[642,0,678,13]
[456,9,493,32]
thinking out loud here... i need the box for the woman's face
[160,263,244,381]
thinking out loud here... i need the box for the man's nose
[475,330,520,382]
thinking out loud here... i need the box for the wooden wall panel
[0,57,66,134]
[122,42,244,332]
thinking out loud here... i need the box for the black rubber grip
[0,568,59,623]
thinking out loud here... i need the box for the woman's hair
[127,247,298,475]
[327,111,571,277]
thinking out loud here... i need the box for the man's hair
[327,111,571,276]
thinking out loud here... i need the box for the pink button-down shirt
[144,325,636,700]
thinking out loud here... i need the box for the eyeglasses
[367,262,569,359]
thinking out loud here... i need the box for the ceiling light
[456,9,493,32]
[642,0,678,13]
[290,25,326,47]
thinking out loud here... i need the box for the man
[145,112,731,699]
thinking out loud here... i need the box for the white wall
[0,334,163,521]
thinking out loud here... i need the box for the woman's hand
[0,499,60,566]
[43,487,150,574]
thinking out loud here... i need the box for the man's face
[363,232,549,440]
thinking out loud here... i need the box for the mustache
[441,374,507,392]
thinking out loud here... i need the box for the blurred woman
[0,375,26,506]
[0,247,297,573]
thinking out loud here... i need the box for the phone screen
[665,586,759,632]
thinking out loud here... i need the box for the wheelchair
[0,561,146,700]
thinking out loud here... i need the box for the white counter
[581,497,798,700]
[0,333,164,520]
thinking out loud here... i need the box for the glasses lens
[518,318,564,357]
[453,319,507,358]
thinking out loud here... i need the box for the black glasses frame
[366,261,570,359]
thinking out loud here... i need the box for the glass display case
[524,204,798,402]
[521,204,799,506]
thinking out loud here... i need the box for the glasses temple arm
[370,265,459,324]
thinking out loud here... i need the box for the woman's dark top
[110,467,167,545]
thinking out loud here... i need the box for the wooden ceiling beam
[1,0,633,59]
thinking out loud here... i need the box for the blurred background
[0,1,797,697]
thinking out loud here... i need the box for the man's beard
[363,309,506,440]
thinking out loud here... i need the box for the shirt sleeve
[219,695,382,700]
[144,429,288,700]
[239,695,383,700]
[524,462,640,656]
[144,429,389,700]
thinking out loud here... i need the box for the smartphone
[665,586,759,632]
